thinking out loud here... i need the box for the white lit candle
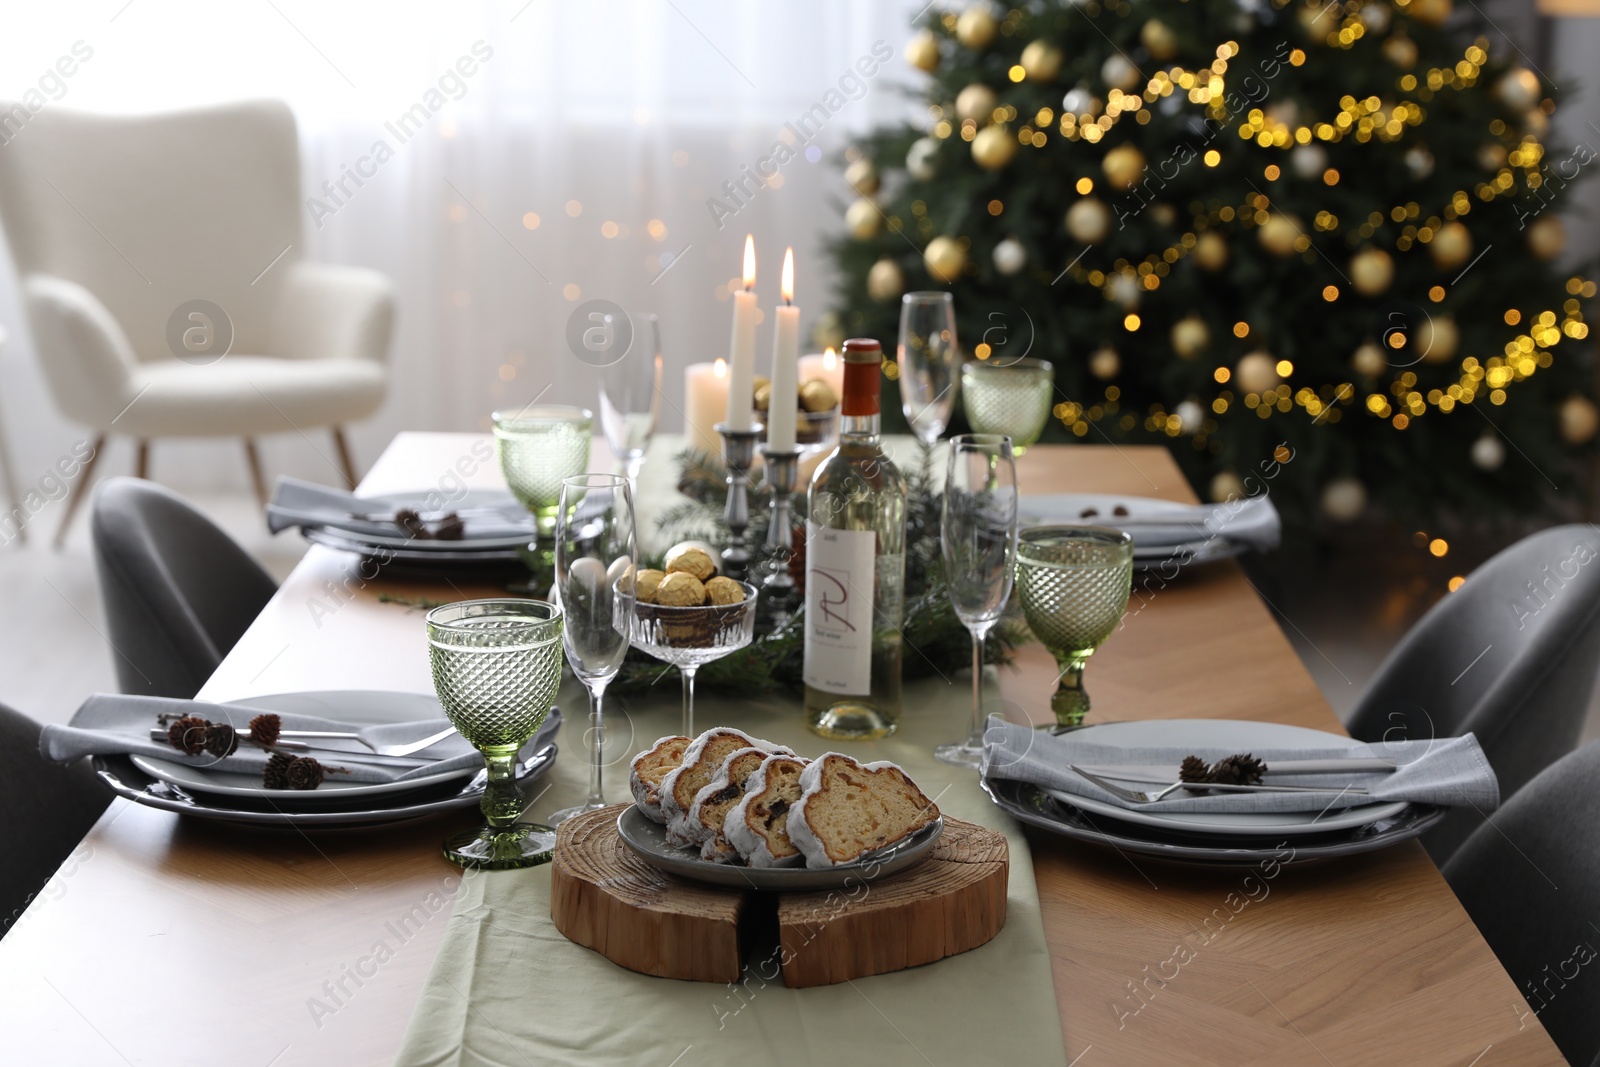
[798,347,845,402]
[685,359,729,455]
[725,235,758,432]
[767,247,800,451]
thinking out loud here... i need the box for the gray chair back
[1443,739,1600,1067]
[90,477,276,698]
[0,702,111,939]
[1347,524,1600,862]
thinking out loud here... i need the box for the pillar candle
[798,347,845,403]
[685,359,728,455]
[725,235,758,432]
[767,247,800,451]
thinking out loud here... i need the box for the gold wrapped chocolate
[799,378,838,413]
[704,576,746,606]
[753,381,772,411]
[655,572,707,607]
[664,544,716,581]
[636,568,667,604]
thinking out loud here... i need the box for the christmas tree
[822,0,1597,526]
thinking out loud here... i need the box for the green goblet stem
[480,744,524,828]
[1049,652,1093,728]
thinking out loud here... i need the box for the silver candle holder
[758,445,803,621]
[716,421,763,581]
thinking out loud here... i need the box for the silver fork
[1069,765,1370,804]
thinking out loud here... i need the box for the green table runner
[394,675,1069,1067]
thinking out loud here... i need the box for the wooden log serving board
[550,805,1008,988]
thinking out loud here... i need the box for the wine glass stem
[1051,653,1091,727]
[481,745,522,830]
[680,665,698,737]
[968,627,988,746]
[584,682,607,808]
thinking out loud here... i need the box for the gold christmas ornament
[866,256,905,301]
[1383,33,1418,69]
[1418,315,1459,363]
[1193,231,1229,271]
[844,158,880,196]
[1066,197,1112,243]
[992,236,1027,275]
[1235,351,1280,394]
[1020,39,1064,82]
[905,29,941,72]
[924,235,967,282]
[1101,54,1140,92]
[1089,346,1120,379]
[1478,143,1508,172]
[1524,108,1551,139]
[1171,315,1209,359]
[1495,68,1540,112]
[955,83,999,125]
[1210,471,1246,503]
[1258,214,1301,257]
[1320,477,1368,522]
[1471,433,1506,471]
[972,123,1018,169]
[1151,203,1178,226]
[1350,247,1395,296]
[1297,3,1331,40]
[1408,0,1451,27]
[1102,144,1146,191]
[1528,214,1565,260]
[1429,221,1473,270]
[1561,395,1600,445]
[955,5,998,49]
[1352,341,1387,377]
[845,198,883,239]
[907,136,940,181]
[1140,19,1178,61]
[1291,143,1328,180]
[1110,272,1142,310]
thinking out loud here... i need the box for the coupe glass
[935,435,1018,767]
[493,405,593,536]
[427,599,564,869]
[631,580,758,736]
[962,358,1055,454]
[1015,526,1133,728]
[599,314,662,491]
[550,475,637,825]
[898,291,960,449]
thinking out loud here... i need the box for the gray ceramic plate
[615,805,943,890]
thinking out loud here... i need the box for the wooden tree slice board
[550,805,1008,988]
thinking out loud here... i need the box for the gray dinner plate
[615,805,943,890]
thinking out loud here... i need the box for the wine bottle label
[803,521,875,695]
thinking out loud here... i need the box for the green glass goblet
[427,598,564,869]
[961,358,1054,454]
[1015,525,1133,728]
[493,405,593,538]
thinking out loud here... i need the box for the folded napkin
[266,477,533,540]
[981,717,1498,814]
[1022,494,1281,553]
[41,693,560,786]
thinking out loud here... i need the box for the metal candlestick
[716,422,763,581]
[758,445,803,621]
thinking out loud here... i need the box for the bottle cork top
[841,337,882,363]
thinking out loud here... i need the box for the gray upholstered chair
[90,477,277,699]
[1347,524,1600,863]
[0,702,111,939]
[1443,739,1600,1067]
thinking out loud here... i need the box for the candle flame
[742,234,756,290]
[781,246,795,304]
[713,357,727,378]
[822,347,838,369]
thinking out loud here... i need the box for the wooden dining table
[0,432,1561,1066]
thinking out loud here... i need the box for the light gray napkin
[1021,494,1281,553]
[41,693,560,786]
[980,716,1498,814]
[266,476,532,540]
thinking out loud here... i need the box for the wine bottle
[802,337,906,739]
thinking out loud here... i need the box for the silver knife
[146,727,433,767]
[1077,757,1396,779]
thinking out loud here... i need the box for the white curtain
[0,0,926,487]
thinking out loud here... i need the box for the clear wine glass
[426,598,564,869]
[549,475,637,825]
[935,434,1019,767]
[898,291,961,451]
[599,314,662,492]
[631,580,758,736]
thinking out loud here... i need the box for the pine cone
[262,752,295,789]
[1210,753,1267,786]
[167,716,210,755]
[1178,755,1211,783]
[286,756,324,790]
[203,723,238,758]
[431,513,466,540]
[249,713,282,747]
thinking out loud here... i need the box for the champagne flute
[935,434,1018,767]
[427,599,564,869]
[599,315,662,492]
[550,475,637,825]
[897,291,960,452]
[1016,526,1134,728]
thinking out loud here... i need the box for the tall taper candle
[767,247,800,451]
[725,235,758,432]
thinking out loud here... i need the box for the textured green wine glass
[961,358,1054,454]
[427,598,564,869]
[1015,526,1133,728]
[493,406,593,537]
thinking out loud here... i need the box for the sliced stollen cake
[629,735,690,824]
[724,753,811,868]
[686,746,771,863]
[659,729,793,846]
[787,753,940,868]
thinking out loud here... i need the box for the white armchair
[0,98,394,545]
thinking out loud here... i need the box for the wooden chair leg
[52,434,106,550]
[243,438,268,508]
[331,427,358,490]
[135,440,150,480]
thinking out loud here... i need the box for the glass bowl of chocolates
[754,376,839,456]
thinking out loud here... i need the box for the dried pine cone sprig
[261,753,324,790]
[203,723,238,758]
[262,752,294,789]
[1179,753,1268,787]
[248,713,282,747]
[166,716,211,755]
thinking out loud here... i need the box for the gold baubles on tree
[973,124,1018,169]
[1529,214,1566,260]
[955,5,998,49]
[1102,144,1146,190]
[1418,315,1459,363]
[1193,231,1229,271]
[1020,39,1064,82]
[1235,351,1281,394]
[1351,247,1395,295]
[1352,341,1387,377]
[1560,395,1600,445]
[1429,221,1472,270]
[1320,477,1368,522]
[1066,197,1112,243]
[1408,0,1452,27]
[1090,346,1120,379]
[955,83,999,125]
[1258,214,1301,257]
[1478,143,1508,172]
[1101,54,1140,92]
[924,235,967,282]
[1171,315,1209,359]
[1382,33,1418,69]
[845,199,882,239]
[905,30,940,73]
[1495,68,1540,111]
[844,158,880,197]
[866,257,905,302]
[1140,19,1178,61]
[1210,471,1246,503]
